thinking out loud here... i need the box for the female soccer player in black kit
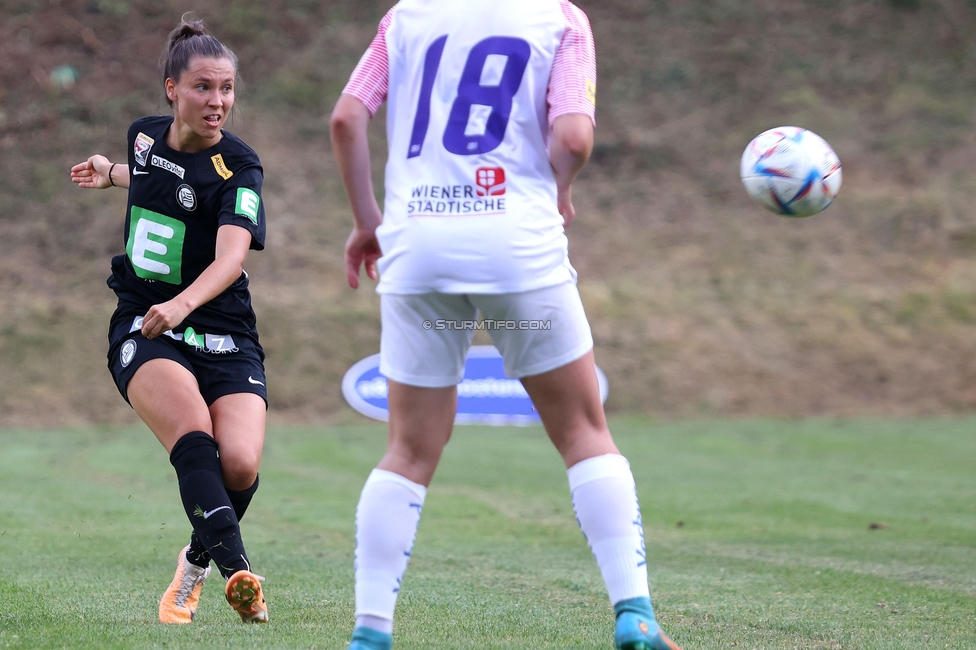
[70,16,269,624]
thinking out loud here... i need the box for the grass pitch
[0,417,973,649]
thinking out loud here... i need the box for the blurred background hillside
[4,0,976,427]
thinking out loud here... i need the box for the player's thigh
[127,357,213,453]
[211,392,267,490]
[380,379,458,486]
[472,281,593,379]
[108,319,213,451]
[380,292,476,388]
[474,283,613,464]
[519,350,617,466]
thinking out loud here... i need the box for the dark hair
[158,14,238,106]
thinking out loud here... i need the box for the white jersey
[343,0,596,294]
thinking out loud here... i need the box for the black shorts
[107,313,268,407]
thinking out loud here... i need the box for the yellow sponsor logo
[211,153,233,180]
[586,80,597,106]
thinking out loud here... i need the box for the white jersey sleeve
[342,0,595,294]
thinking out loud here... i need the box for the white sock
[568,453,650,605]
[355,614,393,634]
[354,468,427,628]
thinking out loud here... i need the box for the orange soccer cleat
[224,570,269,623]
[159,545,211,624]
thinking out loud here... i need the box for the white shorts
[380,281,594,388]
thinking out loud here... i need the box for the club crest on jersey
[152,154,185,179]
[211,153,234,180]
[176,184,196,211]
[476,167,506,197]
[134,132,154,167]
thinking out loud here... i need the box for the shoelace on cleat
[173,565,207,608]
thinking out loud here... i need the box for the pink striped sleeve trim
[342,7,395,116]
[548,0,597,127]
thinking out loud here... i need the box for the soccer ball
[740,126,842,217]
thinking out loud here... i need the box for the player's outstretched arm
[140,224,252,339]
[331,93,383,289]
[549,113,594,227]
[70,154,130,189]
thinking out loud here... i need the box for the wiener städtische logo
[475,166,505,196]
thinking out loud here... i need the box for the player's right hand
[344,226,382,289]
[557,184,576,227]
[70,155,113,189]
[141,299,191,340]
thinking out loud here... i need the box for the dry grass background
[4,0,976,426]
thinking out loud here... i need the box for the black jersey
[107,116,267,338]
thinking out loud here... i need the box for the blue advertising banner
[341,345,609,425]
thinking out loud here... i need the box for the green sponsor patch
[235,187,261,224]
[183,326,203,348]
[125,207,186,284]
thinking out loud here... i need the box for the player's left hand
[345,226,382,289]
[141,300,191,339]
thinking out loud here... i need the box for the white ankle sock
[355,613,393,634]
[568,453,650,605]
[354,468,427,626]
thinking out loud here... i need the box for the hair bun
[171,14,207,46]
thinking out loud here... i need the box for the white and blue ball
[740,126,842,217]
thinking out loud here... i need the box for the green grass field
[0,417,973,649]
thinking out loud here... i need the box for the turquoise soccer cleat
[348,626,393,650]
[614,597,682,650]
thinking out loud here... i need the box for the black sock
[228,474,260,520]
[186,475,260,568]
[186,533,211,568]
[170,431,250,579]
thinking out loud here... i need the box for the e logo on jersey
[235,187,260,224]
[176,184,196,211]
[134,132,154,167]
[120,339,137,368]
[126,206,186,285]
[476,167,506,196]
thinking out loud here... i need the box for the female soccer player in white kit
[330,2,681,648]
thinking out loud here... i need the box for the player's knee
[397,439,445,466]
[219,452,260,490]
[222,466,258,492]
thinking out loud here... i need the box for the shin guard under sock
[170,431,249,578]
[354,469,427,623]
[186,475,260,568]
[568,453,650,605]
